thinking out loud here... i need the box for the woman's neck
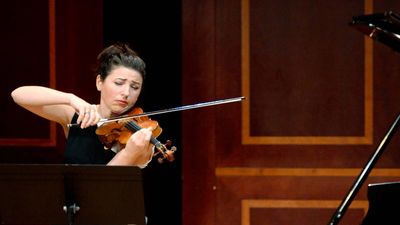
[97,104,111,118]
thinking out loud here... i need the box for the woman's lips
[115,100,128,106]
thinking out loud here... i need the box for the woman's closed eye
[130,84,140,90]
[114,81,124,86]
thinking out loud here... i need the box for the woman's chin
[112,106,132,116]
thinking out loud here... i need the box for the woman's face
[96,66,143,117]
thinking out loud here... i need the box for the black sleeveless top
[64,113,115,164]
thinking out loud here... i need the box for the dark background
[103,1,182,225]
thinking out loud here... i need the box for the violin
[95,107,176,163]
[68,96,245,163]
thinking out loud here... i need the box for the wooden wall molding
[0,0,56,147]
[241,0,374,145]
[216,167,400,177]
[241,200,368,225]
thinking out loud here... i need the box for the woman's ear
[96,75,102,91]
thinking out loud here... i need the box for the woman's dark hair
[96,43,146,80]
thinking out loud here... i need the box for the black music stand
[0,164,146,225]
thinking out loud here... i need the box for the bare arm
[12,86,153,167]
[11,86,100,134]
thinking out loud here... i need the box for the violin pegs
[165,150,175,162]
[165,140,172,146]
[153,140,177,163]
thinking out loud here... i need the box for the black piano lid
[350,11,400,53]
[361,181,400,225]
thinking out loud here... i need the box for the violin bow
[68,96,245,127]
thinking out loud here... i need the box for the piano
[350,11,400,52]
[327,11,400,225]
[361,182,400,225]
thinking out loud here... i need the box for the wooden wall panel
[0,0,103,163]
[0,0,55,147]
[183,0,400,225]
[182,0,217,225]
[242,0,372,145]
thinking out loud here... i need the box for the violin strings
[124,121,160,146]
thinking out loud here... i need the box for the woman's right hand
[69,95,102,129]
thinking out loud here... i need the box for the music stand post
[0,164,146,225]
[63,203,80,225]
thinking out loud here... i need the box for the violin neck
[124,121,161,147]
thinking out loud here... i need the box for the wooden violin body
[95,107,175,163]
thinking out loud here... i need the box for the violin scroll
[154,140,176,163]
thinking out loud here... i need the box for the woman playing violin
[11,43,154,167]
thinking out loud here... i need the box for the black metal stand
[0,164,146,225]
[64,203,80,225]
[327,113,400,225]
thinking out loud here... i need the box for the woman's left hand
[107,127,154,166]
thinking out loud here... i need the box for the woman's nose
[122,85,130,98]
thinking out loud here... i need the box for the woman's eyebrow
[115,78,141,85]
